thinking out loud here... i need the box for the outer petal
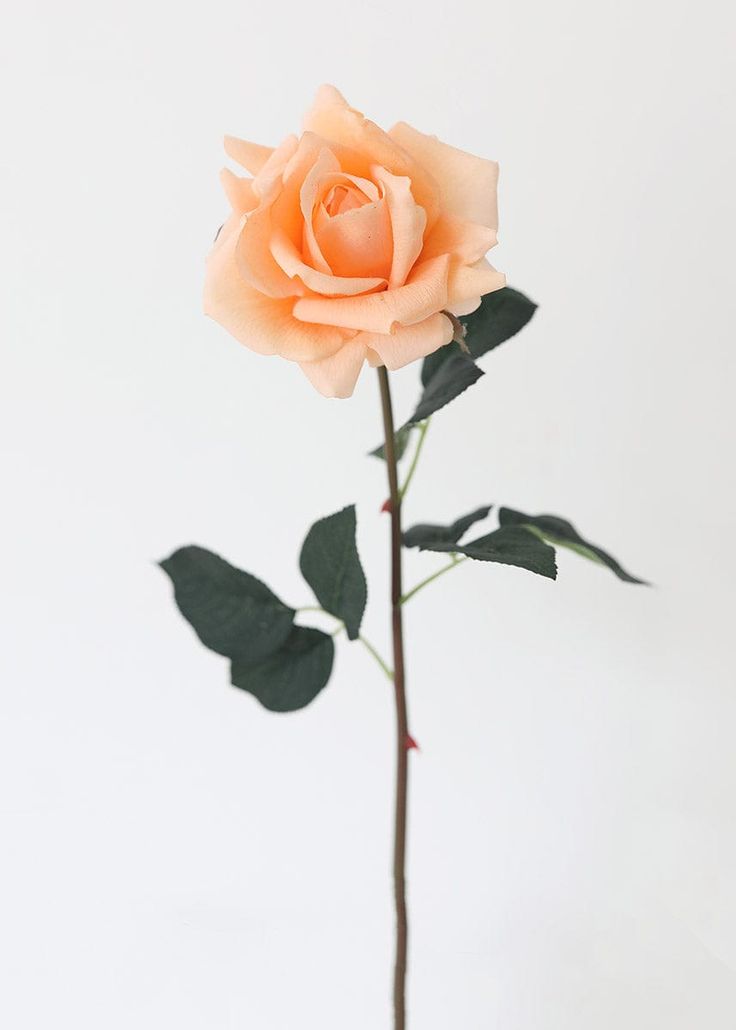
[373,166,427,289]
[303,86,441,230]
[447,258,506,308]
[292,254,450,335]
[298,337,368,398]
[357,312,453,371]
[204,216,349,361]
[224,136,274,176]
[389,122,499,230]
[447,297,483,318]
[252,135,299,198]
[220,169,258,214]
[421,212,497,264]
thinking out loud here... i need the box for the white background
[2,0,735,1026]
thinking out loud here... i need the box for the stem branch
[296,608,391,678]
[359,635,394,681]
[399,419,430,501]
[401,555,468,606]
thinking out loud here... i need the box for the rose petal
[298,337,368,398]
[373,166,426,289]
[293,254,450,335]
[270,227,386,296]
[314,197,393,280]
[274,132,386,252]
[303,85,441,231]
[262,135,345,257]
[235,198,304,298]
[224,135,274,176]
[220,169,258,214]
[315,172,381,207]
[295,146,341,272]
[299,149,387,276]
[324,183,364,214]
[357,313,453,371]
[389,122,499,230]
[447,258,506,308]
[234,140,308,299]
[447,297,483,318]
[204,216,348,361]
[304,84,353,119]
[421,212,497,264]
[252,135,299,199]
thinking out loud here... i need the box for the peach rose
[204,86,505,398]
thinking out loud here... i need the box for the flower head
[205,86,504,397]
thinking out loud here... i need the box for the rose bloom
[204,86,505,398]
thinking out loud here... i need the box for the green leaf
[160,546,295,661]
[406,353,483,426]
[418,525,557,580]
[421,287,538,386]
[230,626,334,712]
[403,506,492,549]
[299,505,367,640]
[498,508,647,584]
[369,425,413,462]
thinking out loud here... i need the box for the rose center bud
[323,183,366,216]
[309,173,393,283]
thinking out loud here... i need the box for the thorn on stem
[405,734,419,752]
[381,498,392,514]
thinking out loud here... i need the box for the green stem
[399,419,430,500]
[401,555,467,605]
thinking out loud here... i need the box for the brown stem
[377,366,410,1030]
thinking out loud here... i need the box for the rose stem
[377,366,410,1030]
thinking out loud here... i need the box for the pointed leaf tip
[498,507,647,584]
[369,425,413,463]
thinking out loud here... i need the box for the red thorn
[405,734,419,751]
[380,498,392,514]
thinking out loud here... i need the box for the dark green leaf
[369,425,413,462]
[498,508,647,584]
[423,525,557,580]
[406,353,483,427]
[231,626,334,712]
[160,546,294,661]
[421,287,538,386]
[403,506,492,549]
[299,505,367,639]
